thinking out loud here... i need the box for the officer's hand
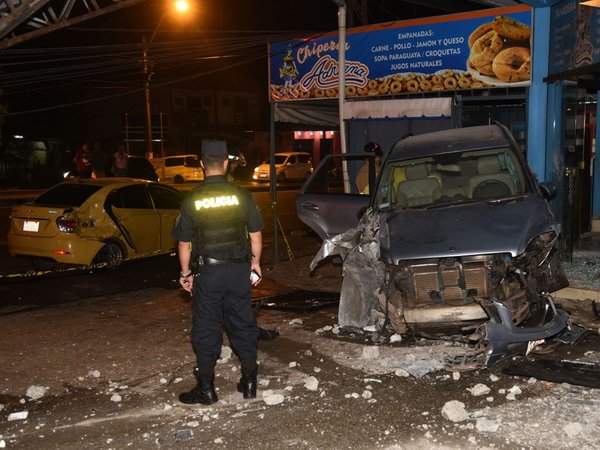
[179,273,194,292]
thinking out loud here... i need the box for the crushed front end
[312,209,570,369]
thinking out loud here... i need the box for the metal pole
[333,1,351,193]
[125,112,130,153]
[270,101,279,264]
[143,36,153,159]
[159,112,164,157]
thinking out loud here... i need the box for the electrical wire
[0,26,326,116]
[4,50,266,116]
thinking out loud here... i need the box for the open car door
[296,153,375,240]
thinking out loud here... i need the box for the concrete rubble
[1,244,600,448]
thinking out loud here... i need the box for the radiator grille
[409,259,489,305]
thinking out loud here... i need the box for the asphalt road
[2,184,600,449]
[2,251,600,450]
[0,179,317,316]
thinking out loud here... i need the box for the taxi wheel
[174,175,184,183]
[94,242,124,269]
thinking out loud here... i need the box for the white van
[252,152,313,182]
[152,154,204,183]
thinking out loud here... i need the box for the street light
[143,0,191,159]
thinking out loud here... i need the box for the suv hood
[382,194,558,263]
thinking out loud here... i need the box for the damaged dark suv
[297,124,570,368]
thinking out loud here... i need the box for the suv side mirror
[539,181,557,200]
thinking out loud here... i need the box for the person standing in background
[112,144,128,177]
[355,142,383,194]
[90,142,106,178]
[73,143,92,178]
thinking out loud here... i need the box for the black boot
[179,368,218,405]
[237,359,258,399]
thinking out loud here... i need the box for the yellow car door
[105,184,161,257]
[147,184,184,251]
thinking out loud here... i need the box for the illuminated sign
[268,5,532,101]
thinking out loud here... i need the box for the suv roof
[390,124,511,161]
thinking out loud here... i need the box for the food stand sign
[269,5,532,101]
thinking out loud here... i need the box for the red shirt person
[73,143,93,178]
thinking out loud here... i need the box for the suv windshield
[375,147,526,210]
[34,184,102,207]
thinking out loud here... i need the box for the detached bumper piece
[481,296,568,367]
[503,359,600,388]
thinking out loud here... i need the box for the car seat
[396,164,442,207]
[467,155,515,199]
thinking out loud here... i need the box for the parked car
[124,155,159,181]
[253,152,313,182]
[151,154,204,183]
[297,124,570,368]
[7,178,183,269]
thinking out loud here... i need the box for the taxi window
[107,184,152,209]
[148,185,183,209]
[34,184,101,207]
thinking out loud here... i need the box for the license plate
[23,220,40,232]
[259,174,267,178]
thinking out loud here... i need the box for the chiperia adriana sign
[268,5,532,101]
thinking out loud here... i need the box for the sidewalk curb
[555,287,600,302]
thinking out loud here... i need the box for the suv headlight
[524,231,558,267]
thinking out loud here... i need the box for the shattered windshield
[375,147,526,210]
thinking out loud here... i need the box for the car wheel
[31,257,57,271]
[277,173,286,183]
[174,175,184,184]
[94,242,124,268]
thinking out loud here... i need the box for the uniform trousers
[191,261,258,369]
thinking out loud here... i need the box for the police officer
[172,139,264,405]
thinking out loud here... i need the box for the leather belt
[204,257,246,265]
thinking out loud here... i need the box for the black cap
[201,139,228,159]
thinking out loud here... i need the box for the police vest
[191,182,249,260]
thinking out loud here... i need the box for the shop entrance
[563,83,596,248]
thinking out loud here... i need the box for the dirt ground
[2,234,600,450]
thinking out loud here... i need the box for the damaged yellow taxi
[7,178,183,270]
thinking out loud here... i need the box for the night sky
[0,0,489,144]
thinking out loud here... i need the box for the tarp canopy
[344,97,453,120]
[274,97,453,126]
[274,101,338,126]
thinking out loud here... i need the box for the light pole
[143,35,154,159]
[142,0,191,160]
[331,0,351,192]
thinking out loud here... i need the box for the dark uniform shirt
[171,175,264,260]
